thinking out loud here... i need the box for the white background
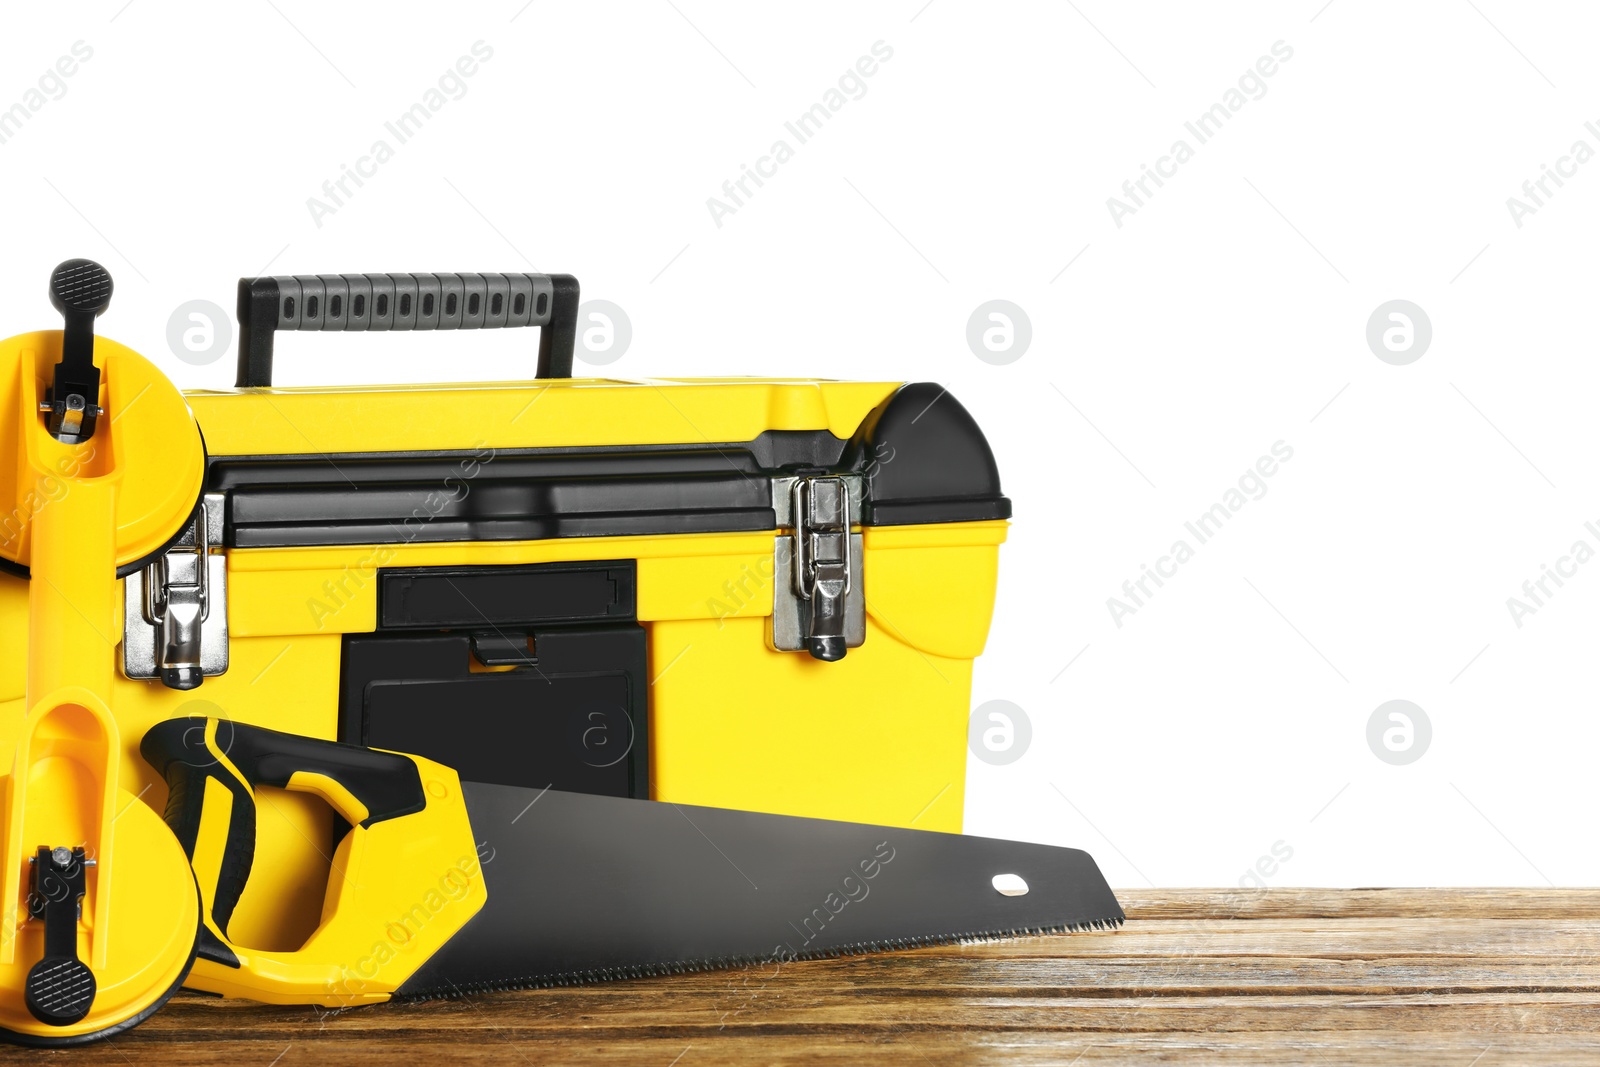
[1,1,1593,888]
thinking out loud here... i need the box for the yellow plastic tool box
[0,269,1009,951]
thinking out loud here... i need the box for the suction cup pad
[0,782,200,1046]
[0,332,205,573]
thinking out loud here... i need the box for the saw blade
[397,783,1123,998]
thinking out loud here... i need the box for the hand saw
[0,716,1121,1043]
[139,717,1123,1010]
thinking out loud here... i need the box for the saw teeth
[396,915,1125,1002]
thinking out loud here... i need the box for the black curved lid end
[847,383,1011,526]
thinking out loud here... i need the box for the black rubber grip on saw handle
[140,717,427,939]
[235,272,580,387]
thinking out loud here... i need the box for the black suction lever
[43,259,113,444]
[24,846,96,1026]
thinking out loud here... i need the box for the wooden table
[9,888,1598,1065]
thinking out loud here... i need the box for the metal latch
[123,494,228,690]
[771,475,864,661]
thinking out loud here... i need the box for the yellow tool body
[0,319,203,1042]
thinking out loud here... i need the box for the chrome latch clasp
[772,475,864,661]
[123,494,228,690]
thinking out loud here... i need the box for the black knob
[25,958,95,1027]
[160,665,202,691]
[808,635,847,662]
[50,260,113,318]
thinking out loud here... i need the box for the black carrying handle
[140,717,427,939]
[235,272,579,388]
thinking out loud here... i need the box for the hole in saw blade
[992,873,1029,897]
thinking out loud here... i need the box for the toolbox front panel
[225,532,779,637]
[216,519,1004,834]
[647,617,972,833]
[645,521,1005,834]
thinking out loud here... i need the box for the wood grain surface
[6,888,1598,1065]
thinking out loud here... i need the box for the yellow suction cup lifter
[0,261,205,1045]
[139,717,484,1007]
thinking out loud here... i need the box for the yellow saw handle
[139,718,487,1007]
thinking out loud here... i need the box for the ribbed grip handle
[235,271,579,387]
[140,717,428,941]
